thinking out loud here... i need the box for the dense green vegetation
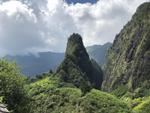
[1,55,149,113]
[102,2,150,97]
[0,2,150,113]
[27,82,132,113]
[56,33,103,92]
[0,59,30,113]
[80,89,131,113]
[0,59,131,113]
[133,97,150,113]
[0,52,150,113]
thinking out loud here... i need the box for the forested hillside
[0,2,150,113]
[102,2,150,98]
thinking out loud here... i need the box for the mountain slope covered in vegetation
[102,2,150,97]
[56,33,103,91]
[4,43,111,76]
[0,2,150,113]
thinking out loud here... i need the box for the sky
[65,0,97,4]
[0,0,149,56]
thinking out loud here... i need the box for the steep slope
[56,33,103,91]
[102,2,150,96]
[87,43,112,66]
[5,52,64,76]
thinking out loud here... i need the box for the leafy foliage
[0,3,150,113]
[80,89,131,113]
[133,97,150,113]
[27,77,82,113]
[26,77,131,113]
[0,59,29,113]
[102,2,150,97]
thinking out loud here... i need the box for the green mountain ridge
[56,33,103,91]
[0,2,150,113]
[4,43,111,76]
[102,2,150,97]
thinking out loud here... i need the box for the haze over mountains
[5,52,64,76]
[5,43,111,76]
[87,42,112,66]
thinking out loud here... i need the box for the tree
[0,59,29,113]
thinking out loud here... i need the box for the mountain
[102,2,150,97]
[87,43,112,66]
[4,43,110,76]
[56,33,103,91]
[5,52,64,76]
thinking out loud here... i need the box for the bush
[133,97,150,113]
[0,59,29,113]
[80,89,132,113]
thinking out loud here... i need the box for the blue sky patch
[65,0,98,4]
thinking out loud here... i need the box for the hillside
[102,2,150,97]
[0,1,150,113]
[0,52,149,113]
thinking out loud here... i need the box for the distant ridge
[87,42,112,66]
[4,42,111,76]
[5,52,64,76]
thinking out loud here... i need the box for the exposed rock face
[102,2,150,95]
[56,33,103,91]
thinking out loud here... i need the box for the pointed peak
[66,33,86,57]
[68,33,83,44]
[133,2,150,20]
[56,33,103,91]
[137,2,150,11]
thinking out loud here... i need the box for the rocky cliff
[102,2,150,96]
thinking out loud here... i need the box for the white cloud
[0,1,47,55]
[0,0,149,56]
[65,0,149,45]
